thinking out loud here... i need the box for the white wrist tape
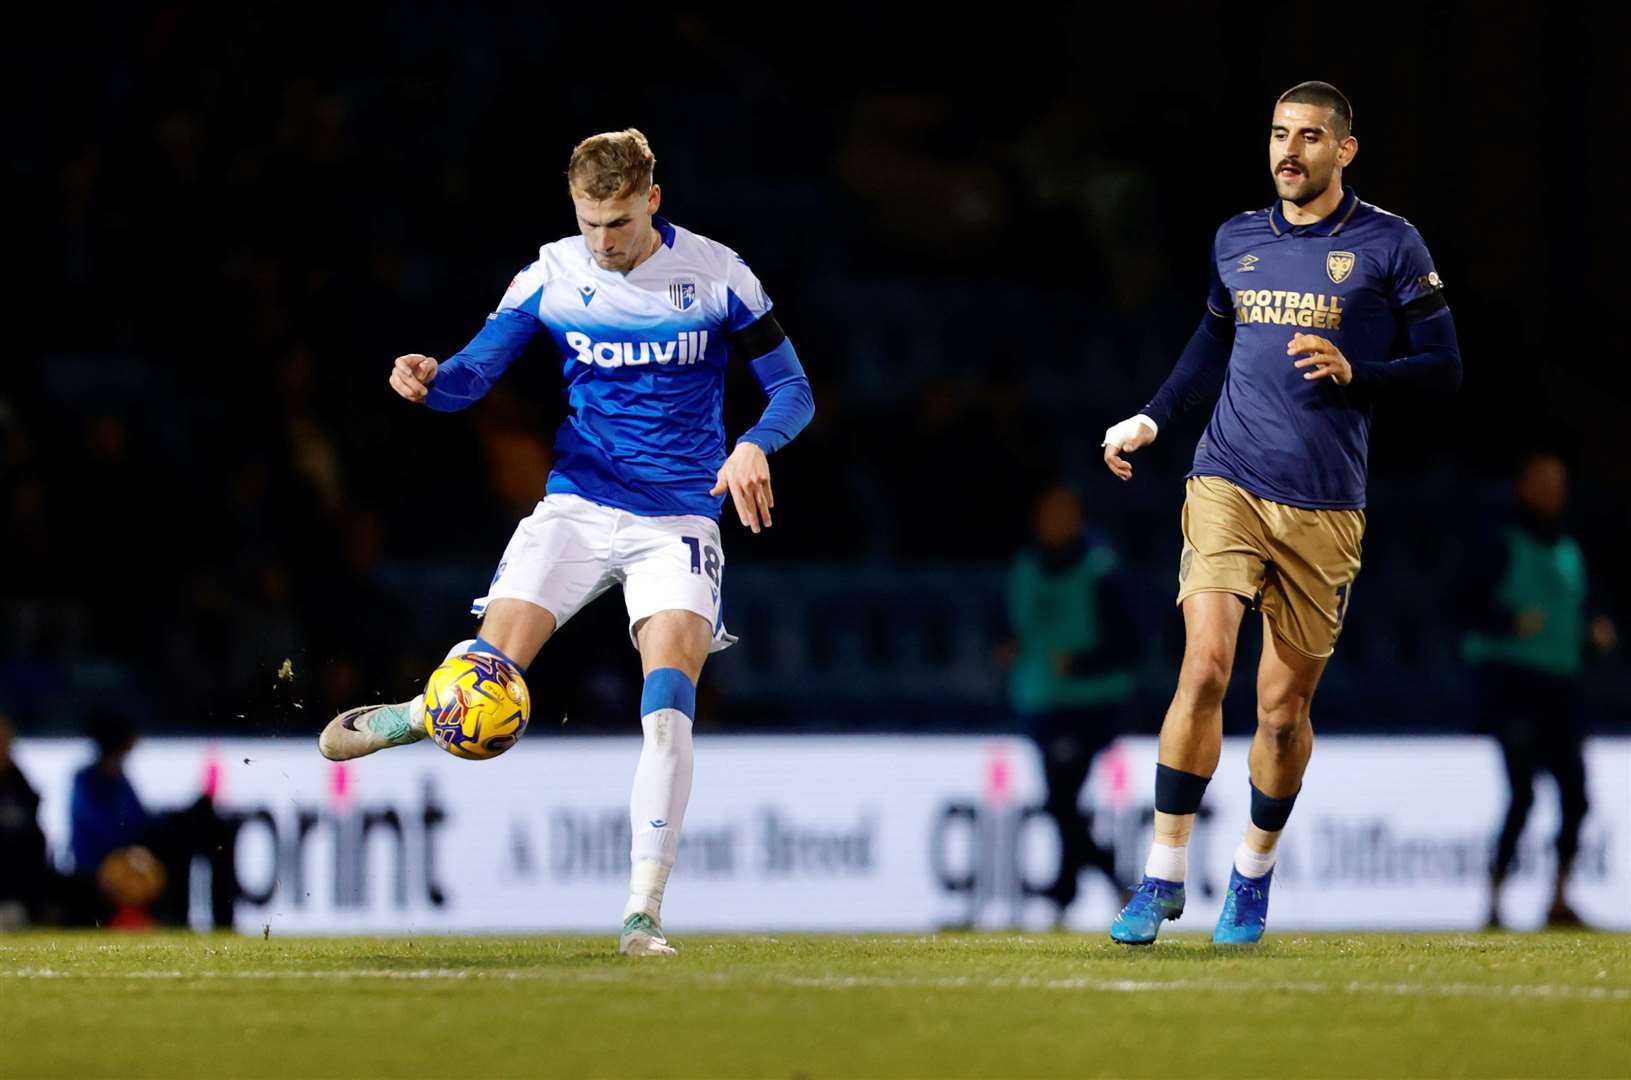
[1101,414,1158,448]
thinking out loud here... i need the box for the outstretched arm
[392,265,548,410]
[410,308,543,411]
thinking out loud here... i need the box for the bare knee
[1173,593,1246,711]
[635,609,712,680]
[1177,643,1233,706]
[476,598,556,668]
[1256,692,1310,750]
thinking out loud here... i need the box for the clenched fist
[390,354,439,403]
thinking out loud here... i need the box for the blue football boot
[1212,867,1272,944]
[1109,877,1186,944]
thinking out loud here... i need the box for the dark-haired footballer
[1100,81,1462,944]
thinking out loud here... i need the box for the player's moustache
[1275,159,1305,176]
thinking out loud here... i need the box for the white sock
[625,707,694,920]
[403,639,477,742]
[406,695,427,738]
[624,860,672,921]
[1145,842,1188,884]
[444,638,479,661]
[1234,841,1278,880]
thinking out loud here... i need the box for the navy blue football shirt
[1161,188,1449,510]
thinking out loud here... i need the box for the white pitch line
[775,974,1631,1001]
[1,967,1626,1001]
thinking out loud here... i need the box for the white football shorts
[471,493,736,653]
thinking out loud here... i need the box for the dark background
[4,2,1626,739]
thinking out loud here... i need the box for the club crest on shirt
[1326,250,1356,284]
[667,279,697,311]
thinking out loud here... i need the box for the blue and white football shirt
[424,216,780,518]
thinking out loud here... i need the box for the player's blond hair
[566,129,656,200]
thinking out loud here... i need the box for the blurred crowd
[4,5,1626,737]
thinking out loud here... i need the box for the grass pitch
[2,932,1627,1079]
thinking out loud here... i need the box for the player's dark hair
[1276,81,1354,138]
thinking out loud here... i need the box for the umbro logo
[579,285,596,306]
[650,819,667,828]
[1236,254,1260,273]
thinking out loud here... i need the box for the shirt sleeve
[722,249,774,333]
[1386,225,1449,320]
[1140,231,1236,428]
[424,263,547,412]
[1350,224,1461,393]
[727,311,814,454]
[1206,232,1234,320]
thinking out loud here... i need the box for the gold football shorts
[1177,475,1364,658]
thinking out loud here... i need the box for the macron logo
[579,286,596,306]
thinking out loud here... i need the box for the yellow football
[422,652,530,760]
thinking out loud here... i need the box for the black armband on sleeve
[727,312,787,362]
[1398,291,1449,323]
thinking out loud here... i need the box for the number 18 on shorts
[470,493,736,652]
